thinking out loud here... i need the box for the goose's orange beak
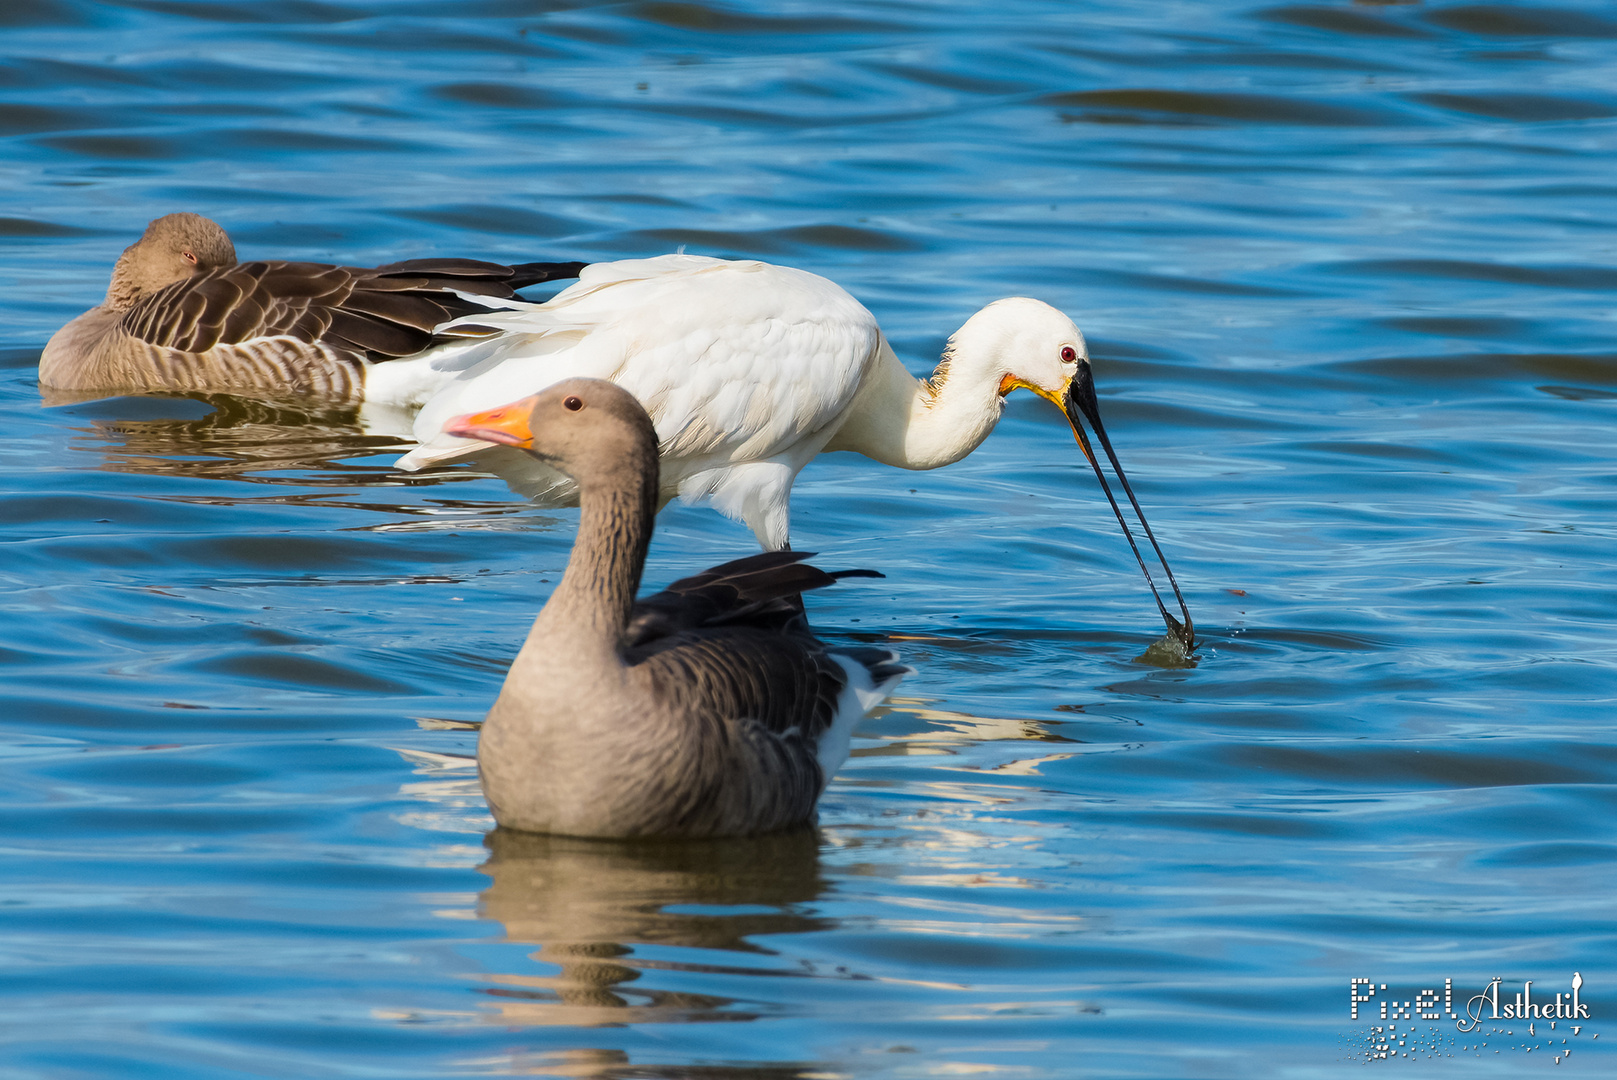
[444,396,539,448]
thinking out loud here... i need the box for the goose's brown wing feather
[368,258,586,294]
[623,549,886,742]
[334,287,457,332]
[618,629,849,836]
[628,626,848,742]
[118,258,585,361]
[625,551,881,646]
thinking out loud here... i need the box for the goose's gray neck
[522,454,659,669]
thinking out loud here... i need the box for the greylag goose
[39,212,583,401]
[448,377,908,838]
[394,253,1193,647]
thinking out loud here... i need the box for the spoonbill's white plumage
[393,254,1194,647]
[448,377,907,838]
[389,255,883,548]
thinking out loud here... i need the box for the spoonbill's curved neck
[824,336,1006,471]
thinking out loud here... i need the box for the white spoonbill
[392,254,1194,648]
[448,378,908,838]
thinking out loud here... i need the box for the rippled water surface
[5,1,1617,1076]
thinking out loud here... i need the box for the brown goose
[447,378,908,838]
[39,212,584,401]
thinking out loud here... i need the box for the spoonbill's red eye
[1060,345,1078,363]
[182,251,198,265]
[564,396,584,412]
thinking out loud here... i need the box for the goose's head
[442,377,659,489]
[106,213,237,311]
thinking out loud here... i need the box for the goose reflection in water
[475,827,829,1030]
[51,394,555,538]
[51,393,408,484]
[49,392,616,535]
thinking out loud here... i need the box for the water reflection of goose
[475,827,826,1029]
[60,400,557,541]
[394,253,1192,646]
[59,394,397,486]
[38,212,582,402]
[451,379,908,839]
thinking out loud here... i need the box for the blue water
[4,1,1617,1076]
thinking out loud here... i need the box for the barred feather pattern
[92,335,356,398]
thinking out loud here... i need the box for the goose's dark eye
[1060,346,1078,364]
[564,396,584,412]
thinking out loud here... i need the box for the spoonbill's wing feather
[392,256,882,479]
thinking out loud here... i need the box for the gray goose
[448,378,908,839]
[39,212,584,401]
